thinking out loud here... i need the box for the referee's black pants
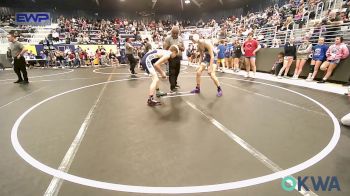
[168,56,181,91]
[126,54,137,74]
[13,56,28,82]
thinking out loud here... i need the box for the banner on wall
[35,44,75,54]
[24,44,37,55]
[31,44,120,55]
[76,45,119,53]
[15,12,51,26]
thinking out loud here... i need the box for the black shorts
[232,53,242,58]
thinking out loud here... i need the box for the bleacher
[0,0,346,47]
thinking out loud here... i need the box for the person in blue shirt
[306,37,329,81]
[217,39,226,72]
[39,51,48,68]
[39,51,47,60]
[224,40,234,70]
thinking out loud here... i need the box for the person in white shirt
[87,48,94,65]
[52,31,59,42]
[83,34,90,44]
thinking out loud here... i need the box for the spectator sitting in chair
[271,39,281,48]
[342,0,350,13]
[55,51,66,68]
[77,35,83,44]
[340,11,349,23]
[67,51,76,68]
[271,52,285,76]
[52,30,59,42]
[74,51,81,68]
[25,50,35,68]
[83,33,90,44]
[39,51,47,59]
[25,50,35,60]
[39,51,48,67]
[279,17,294,31]
[109,50,119,66]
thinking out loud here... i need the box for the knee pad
[310,64,315,73]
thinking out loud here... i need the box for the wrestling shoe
[217,89,223,97]
[14,80,23,83]
[190,87,200,94]
[156,91,167,98]
[147,99,162,106]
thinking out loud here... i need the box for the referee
[125,37,137,75]
[163,26,184,92]
[7,32,29,84]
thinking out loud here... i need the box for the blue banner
[15,12,51,26]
